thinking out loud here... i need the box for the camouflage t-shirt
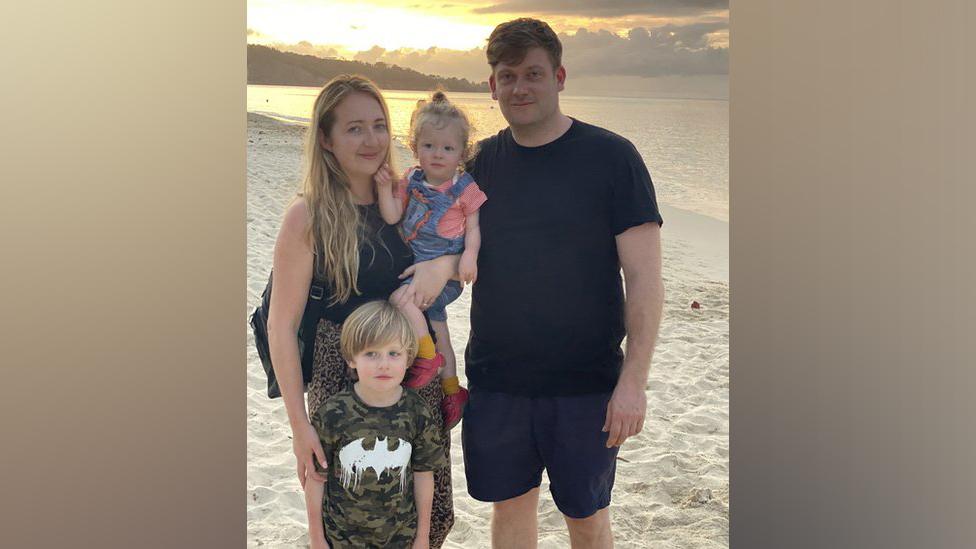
[310,387,447,548]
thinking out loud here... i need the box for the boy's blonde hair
[409,90,476,166]
[340,301,418,365]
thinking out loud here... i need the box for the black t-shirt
[319,203,415,324]
[465,119,663,396]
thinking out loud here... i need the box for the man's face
[489,47,566,130]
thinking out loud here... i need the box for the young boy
[304,301,448,549]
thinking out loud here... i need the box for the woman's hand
[397,255,458,309]
[293,420,328,489]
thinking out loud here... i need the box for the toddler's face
[416,123,464,185]
[347,340,409,393]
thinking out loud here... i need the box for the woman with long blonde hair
[267,75,458,547]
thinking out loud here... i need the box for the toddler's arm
[304,478,330,549]
[458,211,481,284]
[374,164,404,224]
[412,471,434,549]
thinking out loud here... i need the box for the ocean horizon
[248,84,729,225]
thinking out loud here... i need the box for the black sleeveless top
[318,204,414,324]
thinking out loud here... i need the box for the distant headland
[247,45,489,92]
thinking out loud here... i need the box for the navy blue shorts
[461,389,618,519]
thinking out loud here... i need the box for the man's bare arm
[603,222,664,447]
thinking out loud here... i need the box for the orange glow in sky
[248,0,496,51]
[247,0,728,53]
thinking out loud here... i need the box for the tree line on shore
[248,45,489,92]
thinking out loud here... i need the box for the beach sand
[246,113,729,548]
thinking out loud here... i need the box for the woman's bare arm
[267,199,328,487]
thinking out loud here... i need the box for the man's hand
[606,222,662,448]
[309,536,331,549]
[602,377,647,447]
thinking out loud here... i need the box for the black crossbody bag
[249,271,327,398]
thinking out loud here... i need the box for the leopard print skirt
[307,318,455,549]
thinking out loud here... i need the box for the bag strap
[308,280,326,301]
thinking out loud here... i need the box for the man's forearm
[621,269,664,385]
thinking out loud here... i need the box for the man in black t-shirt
[460,18,665,547]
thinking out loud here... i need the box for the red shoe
[403,353,444,388]
[441,386,469,430]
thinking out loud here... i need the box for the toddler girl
[374,91,486,429]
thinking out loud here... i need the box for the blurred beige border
[1,0,245,546]
[3,0,975,547]
[731,0,976,547]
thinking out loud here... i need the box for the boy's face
[489,47,565,130]
[347,340,410,393]
[416,123,464,185]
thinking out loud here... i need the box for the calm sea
[247,85,728,222]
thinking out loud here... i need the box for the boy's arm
[458,211,480,284]
[375,164,404,224]
[411,471,434,548]
[304,478,329,549]
[410,399,446,549]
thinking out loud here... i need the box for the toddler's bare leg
[430,320,455,379]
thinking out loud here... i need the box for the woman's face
[322,92,390,182]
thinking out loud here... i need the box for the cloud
[262,19,726,86]
[355,46,492,83]
[353,46,388,64]
[473,0,728,18]
[247,28,263,37]
[560,25,727,77]
[348,21,726,80]
[279,40,340,59]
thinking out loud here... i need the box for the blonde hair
[409,90,475,166]
[339,301,418,365]
[300,75,397,306]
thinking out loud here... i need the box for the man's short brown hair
[486,18,562,70]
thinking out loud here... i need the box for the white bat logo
[338,436,412,492]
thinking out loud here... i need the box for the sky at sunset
[248,0,729,98]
